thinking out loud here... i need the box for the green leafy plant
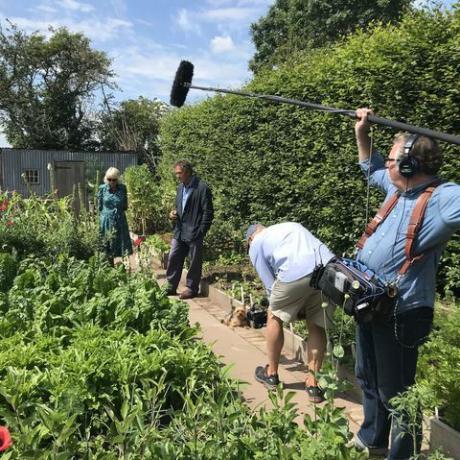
[0,192,99,260]
[124,165,175,234]
[417,304,460,431]
[0,253,18,293]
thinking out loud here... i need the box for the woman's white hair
[104,167,121,184]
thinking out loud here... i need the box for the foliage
[0,326,226,458]
[144,234,170,255]
[0,255,190,338]
[0,253,18,293]
[160,7,460,293]
[124,165,175,234]
[137,387,365,460]
[0,252,367,458]
[417,304,460,431]
[0,255,224,458]
[388,380,460,459]
[97,97,170,167]
[0,192,99,259]
[0,23,113,150]
[389,385,435,459]
[249,0,413,72]
[200,194,248,262]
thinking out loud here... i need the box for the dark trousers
[355,307,433,460]
[166,237,204,294]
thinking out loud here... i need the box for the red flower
[0,200,8,212]
[6,220,14,226]
[0,426,12,452]
[133,236,146,247]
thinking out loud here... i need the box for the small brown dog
[221,306,249,328]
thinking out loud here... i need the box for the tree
[250,0,413,73]
[0,23,114,150]
[97,97,169,168]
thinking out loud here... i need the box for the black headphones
[397,134,420,178]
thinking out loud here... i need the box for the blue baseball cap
[244,223,259,241]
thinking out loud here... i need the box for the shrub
[0,326,224,457]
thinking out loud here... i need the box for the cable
[364,126,374,225]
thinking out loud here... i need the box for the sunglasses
[107,178,117,182]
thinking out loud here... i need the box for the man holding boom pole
[351,108,460,460]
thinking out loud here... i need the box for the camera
[247,301,268,328]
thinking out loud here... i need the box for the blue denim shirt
[358,153,460,311]
[181,176,196,212]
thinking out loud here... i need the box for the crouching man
[246,222,335,403]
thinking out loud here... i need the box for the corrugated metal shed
[0,148,138,197]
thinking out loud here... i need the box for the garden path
[153,266,364,432]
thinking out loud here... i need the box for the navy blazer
[174,176,214,242]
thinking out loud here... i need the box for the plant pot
[430,416,460,459]
[199,278,209,297]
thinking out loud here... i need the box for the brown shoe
[179,289,196,300]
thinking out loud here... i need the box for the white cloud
[174,5,263,33]
[210,34,235,53]
[135,18,154,27]
[202,7,256,22]
[57,0,94,13]
[0,0,264,107]
[176,9,201,34]
[6,15,132,42]
[109,0,128,17]
[206,0,273,6]
[34,4,58,14]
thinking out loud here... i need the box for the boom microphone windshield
[170,60,460,146]
[170,60,194,107]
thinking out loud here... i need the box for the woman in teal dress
[98,167,133,260]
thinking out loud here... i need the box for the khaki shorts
[269,275,335,328]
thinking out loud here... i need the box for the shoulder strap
[398,183,440,275]
[356,192,400,250]
[356,180,441,276]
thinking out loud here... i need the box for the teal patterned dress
[98,183,133,257]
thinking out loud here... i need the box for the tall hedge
[159,8,460,293]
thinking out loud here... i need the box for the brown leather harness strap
[356,192,400,250]
[356,181,441,275]
[399,185,438,275]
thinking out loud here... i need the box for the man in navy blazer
[166,160,214,299]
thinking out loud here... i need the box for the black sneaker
[255,365,282,390]
[305,385,325,403]
[164,285,177,296]
[347,435,388,456]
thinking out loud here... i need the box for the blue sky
[0,0,457,146]
[0,0,276,145]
